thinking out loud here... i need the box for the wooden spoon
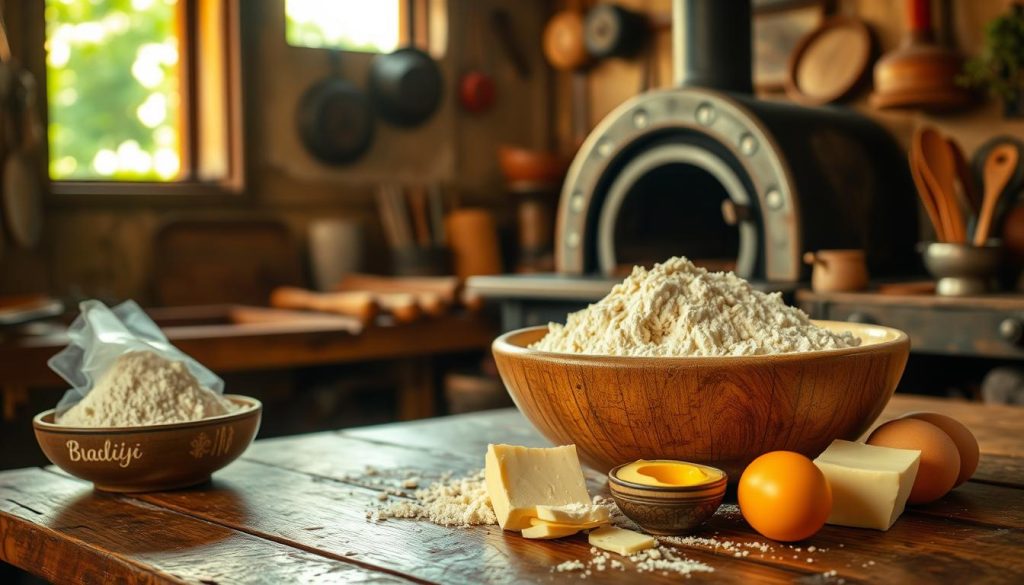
[919,128,967,243]
[947,137,980,216]
[909,140,946,242]
[974,144,1021,246]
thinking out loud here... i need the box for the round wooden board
[785,17,872,105]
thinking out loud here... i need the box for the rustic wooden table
[2,394,1022,584]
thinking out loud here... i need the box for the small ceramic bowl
[608,461,728,535]
[33,395,261,493]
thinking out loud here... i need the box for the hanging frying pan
[296,52,375,165]
[583,3,648,60]
[369,0,443,127]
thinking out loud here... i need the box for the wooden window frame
[13,0,245,203]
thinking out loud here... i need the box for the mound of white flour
[531,257,860,357]
[58,350,236,427]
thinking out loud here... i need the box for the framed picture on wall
[753,0,829,91]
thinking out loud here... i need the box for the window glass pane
[45,0,183,181]
[285,0,401,53]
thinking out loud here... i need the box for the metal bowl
[921,242,1003,296]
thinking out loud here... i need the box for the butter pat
[521,517,607,540]
[484,444,591,531]
[535,503,609,525]
[588,526,656,555]
[813,439,921,531]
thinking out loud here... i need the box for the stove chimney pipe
[672,0,753,93]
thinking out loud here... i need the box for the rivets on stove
[566,231,581,248]
[597,139,613,157]
[696,102,716,126]
[570,192,586,213]
[632,109,650,129]
[739,133,758,156]
[765,188,783,210]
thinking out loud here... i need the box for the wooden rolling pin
[270,287,379,325]
[336,274,455,316]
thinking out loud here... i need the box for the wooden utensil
[270,287,379,325]
[910,157,945,241]
[785,17,872,105]
[975,144,1021,246]
[947,138,980,216]
[919,128,967,243]
[542,6,589,71]
[909,133,947,242]
[337,274,453,317]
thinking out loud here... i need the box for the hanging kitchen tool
[870,0,972,111]
[458,1,496,113]
[583,3,648,60]
[296,51,375,165]
[785,17,872,105]
[490,9,531,80]
[543,1,592,150]
[2,66,45,249]
[975,144,1021,245]
[369,0,443,127]
[543,3,590,71]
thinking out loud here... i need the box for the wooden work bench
[2,394,1022,584]
[0,305,498,422]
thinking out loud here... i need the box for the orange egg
[901,412,979,487]
[867,418,960,504]
[738,451,832,542]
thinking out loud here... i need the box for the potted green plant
[960,2,1024,117]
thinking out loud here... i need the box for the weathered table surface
[2,394,1023,584]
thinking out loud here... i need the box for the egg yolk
[616,460,718,487]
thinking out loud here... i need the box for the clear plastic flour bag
[49,299,225,417]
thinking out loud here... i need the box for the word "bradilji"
[65,440,143,468]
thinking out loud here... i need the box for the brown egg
[867,418,960,504]
[901,412,979,487]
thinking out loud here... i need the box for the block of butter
[813,439,921,531]
[535,503,609,525]
[522,517,608,540]
[588,526,656,555]
[485,444,592,531]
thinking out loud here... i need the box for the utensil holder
[392,246,451,277]
[921,242,1003,296]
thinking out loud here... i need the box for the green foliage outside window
[45,0,181,181]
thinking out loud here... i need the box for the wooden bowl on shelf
[33,395,261,493]
[497,145,570,189]
[492,322,909,479]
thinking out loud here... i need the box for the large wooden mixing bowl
[492,321,909,478]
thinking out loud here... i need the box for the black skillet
[368,0,443,128]
[296,52,375,165]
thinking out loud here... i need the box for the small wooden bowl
[33,395,261,493]
[493,321,909,479]
[608,462,727,535]
[497,145,570,188]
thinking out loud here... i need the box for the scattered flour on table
[57,350,235,427]
[374,470,497,526]
[531,256,860,356]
